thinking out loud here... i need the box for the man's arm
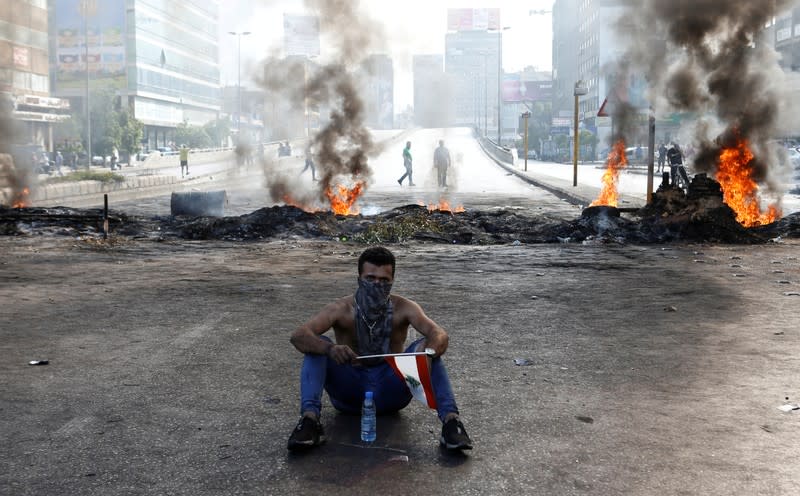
[399,298,449,356]
[289,300,357,364]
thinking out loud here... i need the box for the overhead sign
[502,81,552,103]
[54,0,126,93]
[447,8,500,31]
[284,14,320,57]
[552,117,572,127]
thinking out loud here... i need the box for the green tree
[117,109,143,156]
[53,117,83,151]
[84,91,144,158]
[580,130,598,161]
[175,121,212,149]
[203,118,230,148]
[89,90,118,156]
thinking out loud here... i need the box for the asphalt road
[2,128,799,495]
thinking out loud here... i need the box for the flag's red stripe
[416,355,437,410]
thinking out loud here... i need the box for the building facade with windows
[360,54,394,130]
[553,0,638,152]
[445,29,500,137]
[2,0,69,149]
[413,54,450,128]
[48,0,222,151]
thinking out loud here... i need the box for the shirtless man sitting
[287,246,472,451]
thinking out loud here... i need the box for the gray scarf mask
[354,278,393,359]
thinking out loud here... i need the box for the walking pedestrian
[55,151,64,176]
[179,145,189,178]
[301,144,316,181]
[657,142,667,173]
[433,140,451,188]
[667,143,683,185]
[397,141,414,186]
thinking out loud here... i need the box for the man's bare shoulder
[390,294,421,312]
[320,295,355,318]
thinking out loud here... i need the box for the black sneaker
[440,418,473,450]
[287,416,326,451]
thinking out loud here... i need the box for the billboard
[284,15,320,57]
[447,8,500,32]
[55,0,126,93]
[502,81,553,103]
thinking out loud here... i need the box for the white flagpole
[356,348,435,360]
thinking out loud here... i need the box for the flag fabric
[384,354,437,410]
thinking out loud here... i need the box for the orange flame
[427,200,465,213]
[11,187,30,208]
[716,138,780,227]
[590,140,628,207]
[325,181,366,215]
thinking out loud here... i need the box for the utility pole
[573,80,588,187]
[521,111,531,171]
[228,31,251,138]
[83,0,93,168]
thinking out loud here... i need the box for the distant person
[667,143,683,186]
[397,141,415,186]
[635,145,643,162]
[433,140,452,188]
[111,147,119,170]
[286,246,472,452]
[657,143,667,173]
[179,145,189,178]
[69,150,78,171]
[301,144,316,181]
[55,151,64,176]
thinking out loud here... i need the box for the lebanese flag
[385,354,437,410]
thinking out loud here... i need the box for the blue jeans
[299,336,459,423]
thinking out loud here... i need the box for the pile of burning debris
[1,175,798,244]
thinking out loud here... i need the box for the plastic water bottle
[360,391,377,443]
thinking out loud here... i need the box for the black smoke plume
[0,94,29,206]
[256,0,387,207]
[619,0,797,193]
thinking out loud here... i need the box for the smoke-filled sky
[219,0,555,109]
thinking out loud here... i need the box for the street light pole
[573,80,588,187]
[83,0,93,168]
[228,31,251,137]
[496,27,509,144]
[483,54,488,137]
[521,111,531,172]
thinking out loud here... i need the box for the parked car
[624,146,658,164]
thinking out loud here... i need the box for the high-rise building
[360,54,394,130]
[2,0,69,149]
[764,7,800,129]
[412,54,450,128]
[48,0,222,150]
[445,30,500,135]
[551,0,579,123]
[553,0,642,151]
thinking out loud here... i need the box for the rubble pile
[1,175,798,244]
[636,173,766,243]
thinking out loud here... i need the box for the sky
[219,0,556,110]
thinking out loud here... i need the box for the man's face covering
[355,278,393,321]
